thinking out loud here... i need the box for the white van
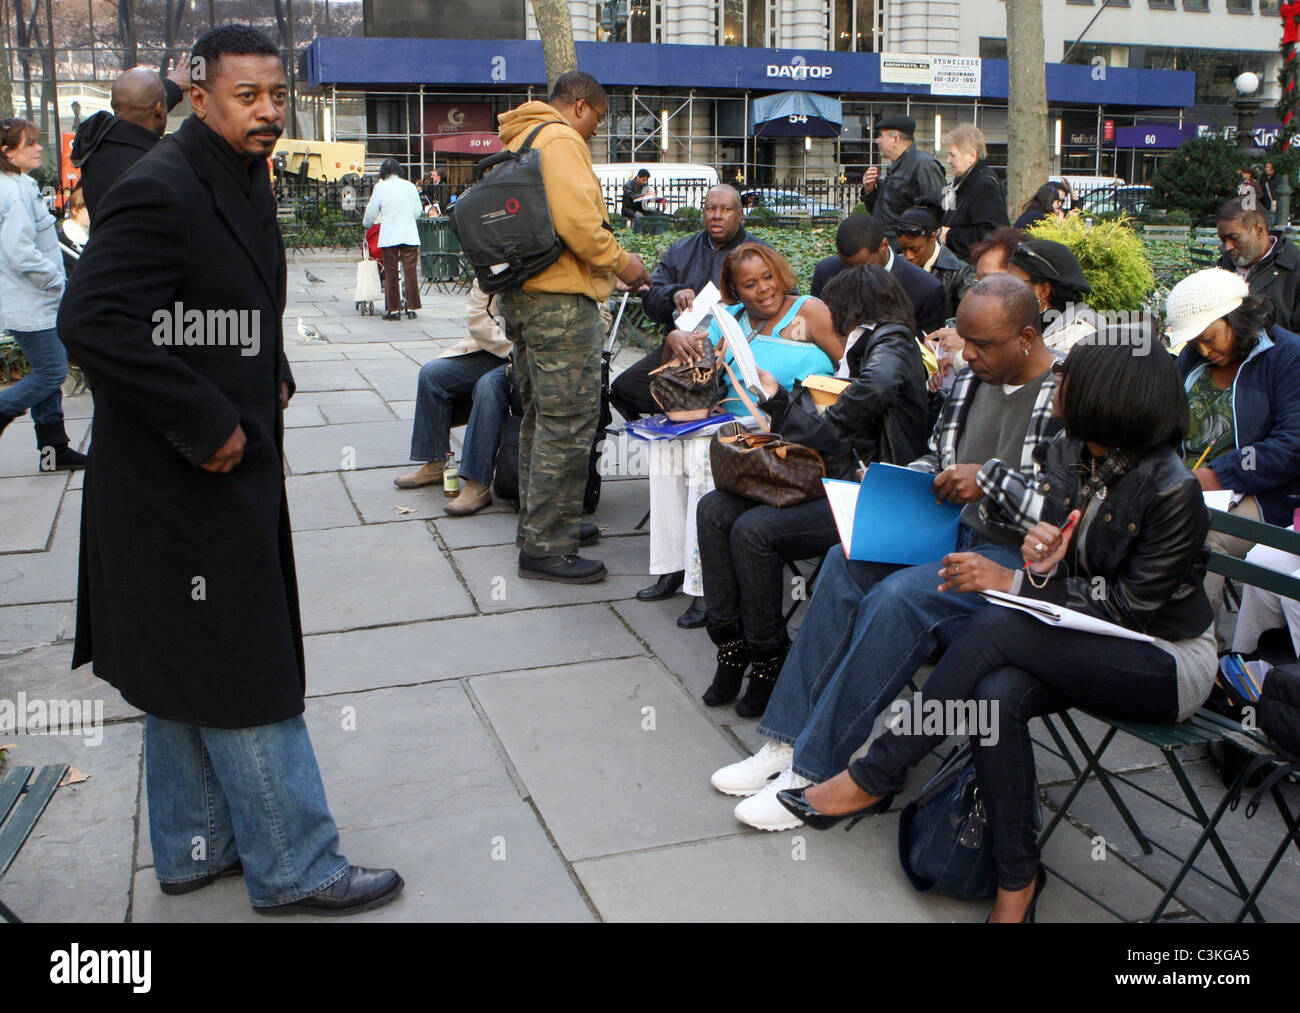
[591,162,721,219]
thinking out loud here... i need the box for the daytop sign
[766,56,833,80]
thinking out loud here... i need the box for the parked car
[1079,185,1154,217]
[741,188,840,218]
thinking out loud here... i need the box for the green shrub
[673,206,702,229]
[850,202,868,217]
[747,205,779,228]
[1150,134,1249,223]
[1026,214,1155,312]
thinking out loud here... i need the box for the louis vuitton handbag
[647,333,725,421]
[707,346,826,509]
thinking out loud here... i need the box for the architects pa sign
[880,53,982,96]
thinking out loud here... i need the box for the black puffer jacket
[757,322,929,479]
[941,159,1008,261]
[1216,232,1300,334]
[1026,437,1213,641]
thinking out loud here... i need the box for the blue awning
[750,91,842,138]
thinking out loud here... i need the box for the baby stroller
[355,224,384,315]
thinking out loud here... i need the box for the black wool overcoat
[57,115,304,728]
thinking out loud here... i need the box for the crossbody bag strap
[715,331,771,433]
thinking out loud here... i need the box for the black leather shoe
[676,597,708,628]
[636,571,684,601]
[256,865,404,916]
[776,786,895,831]
[159,862,243,896]
[579,521,600,546]
[518,551,607,584]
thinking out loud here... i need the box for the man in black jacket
[860,114,947,240]
[1217,197,1300,332]
[70,63,190,218]
[610,184,769,420]
[58,24,402,917]
[809,214,946,334]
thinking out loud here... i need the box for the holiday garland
[1279,3,1300,158]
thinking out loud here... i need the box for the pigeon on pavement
[296,317,324,342]
[304,269,326,285]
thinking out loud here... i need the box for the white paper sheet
[710,304,761,395]
[673,281,722,333]
[1203,489,1243,512]
[821,478,861,558]
[981,589,1155,643]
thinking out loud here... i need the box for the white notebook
[981,589,1155,643]
[673,281,722,333]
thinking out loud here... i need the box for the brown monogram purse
[647,335,724,421]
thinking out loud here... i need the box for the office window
[833,0,876,52]
[1148,0,1176,8]
[1227,0,1252,11]
[599,1,660,42]
[1183,0,1209,10]
[979,37,1008,61]
[1262,0,1281,11]
[722,0,743,45]
[719,0,767,47]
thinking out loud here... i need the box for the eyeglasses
[1014,243,1057,279]
[896,225,930,237]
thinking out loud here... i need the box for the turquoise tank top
[707,296,836,414]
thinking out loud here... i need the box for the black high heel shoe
[775,786,895,831]
[987,866,1048,923]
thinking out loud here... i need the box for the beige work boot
[393,461,443,489]
[444,478,492,516]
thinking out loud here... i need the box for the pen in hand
[1024,512,1079,570]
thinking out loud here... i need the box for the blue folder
[823,464,963,566]
[625,413,737,440]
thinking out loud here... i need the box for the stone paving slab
[282,360,371,392]
[285,346,347,361]
[0,546,77,607]
[452,539,651,613]
[389,400,417,420]
[0,642,141,722]
[356,360,422,402]
[0,722,142,923]
[0,419,89,478]
[49,489,81,556]
[290,389,389,408]
[0,603,69,654]
[0,475,68,551]
[285,472,361,531]
[284,419,414,474]
[319,399,398,425]
[283,404,328,428]
[430,483,654,550]
[292,521,475,635]
[342,467,456,524]
[302,603,644,697]
[470,657,745,862]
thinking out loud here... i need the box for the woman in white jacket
[362,159,424,321]
[0,118,86,470]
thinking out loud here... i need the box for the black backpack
[449,121,566,294]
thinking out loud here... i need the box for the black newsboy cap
[874,114,916,137]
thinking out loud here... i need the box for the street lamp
[1234,72,1262,153]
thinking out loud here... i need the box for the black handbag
[896,742,999,900]
[1258,663,1300,756]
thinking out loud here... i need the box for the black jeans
[609,345,663,422]
[696,490,842,649]
[850,605,1181,890]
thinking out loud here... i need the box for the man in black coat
[57,24,402,917]
[860,114,947,240]
[1217,197,1300,332]
[70,64,190,219]
[610,184,769,420]
[809,214,946,334]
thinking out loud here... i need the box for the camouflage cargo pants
[498,289,603,556]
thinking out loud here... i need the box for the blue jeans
[850,606,1179,889]
[0,327,66,425]
[757,526,1025,783]
[410,351,509,485]
[145,714,349,907]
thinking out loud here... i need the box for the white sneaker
[733,767,812,831]
[710,740,795,797]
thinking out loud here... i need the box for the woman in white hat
[1168,267,1300,632]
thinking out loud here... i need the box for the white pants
[1230,542,1300,658]
[648,437,715,597]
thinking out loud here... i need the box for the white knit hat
[1165,268,1249,347]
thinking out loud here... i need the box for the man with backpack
[494,71,651,584]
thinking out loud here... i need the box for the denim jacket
[0,171,65,331]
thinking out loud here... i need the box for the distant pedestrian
[0,117,87,471]
[1014,183,1066,229]
[937,123,1008,261]
[70,62,190,219]
[57,187,91,277]
[363,158,424,320]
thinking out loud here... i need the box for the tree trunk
[1005,0,1050,219]
[0,5,15,118]
[530,0,577,94]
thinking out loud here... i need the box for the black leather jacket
[1026,438,1213,641]
[929,245,975,321]
[863,144,947,236]
[758,321,929,478]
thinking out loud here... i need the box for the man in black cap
[1217,197,1300,332]
[860,114,947,240]
[621,168,655,227]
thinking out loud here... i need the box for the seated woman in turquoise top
[664,243,842,414]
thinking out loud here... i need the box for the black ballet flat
[776,786,895,831]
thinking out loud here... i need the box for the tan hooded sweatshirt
[495,100,629,302]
